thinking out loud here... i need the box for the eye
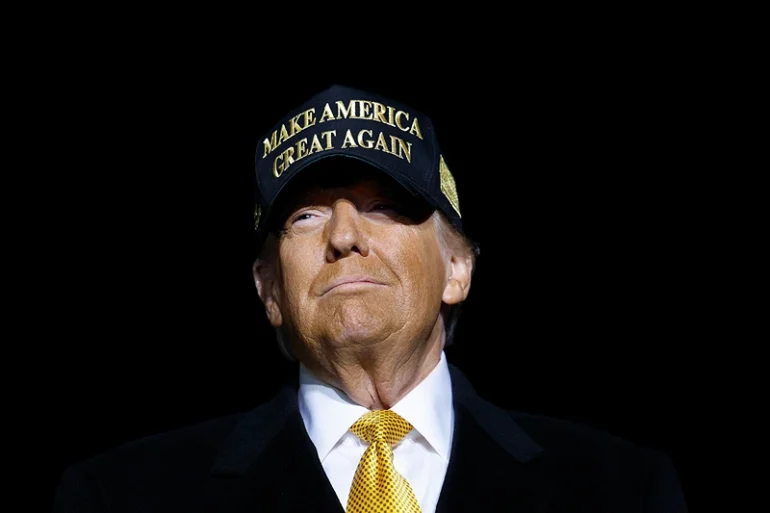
[370,202,398,212]
[292,212,315,223]
[286,208,327,231]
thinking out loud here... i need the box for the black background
[36,29,714,511]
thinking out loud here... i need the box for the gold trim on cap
[439,155,461,217]
[254,203,262,230]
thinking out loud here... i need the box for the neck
[297,320,445,409]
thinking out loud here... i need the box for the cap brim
[257,150,436,235]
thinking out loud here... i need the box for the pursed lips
[321,275,386,295]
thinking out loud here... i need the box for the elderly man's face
[258,162,453,354]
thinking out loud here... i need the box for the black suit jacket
[52,365,687,512]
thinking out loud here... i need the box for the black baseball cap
[254,84,463,238]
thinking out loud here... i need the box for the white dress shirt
[298,351,455,513]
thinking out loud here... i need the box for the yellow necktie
[346,409,422,513]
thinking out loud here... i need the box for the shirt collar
[298,351,454,462]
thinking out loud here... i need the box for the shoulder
[53,383,301,511]
[450,366,677,474]
[80,411,243,474]
[509,409,686,505]
[52,403,273,512]
[66,381,299,478]
[510,409,645,454]
[56,412,243,493]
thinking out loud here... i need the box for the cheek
[279,243,318,307]
[395,232,446,299]
[423,243,448,294]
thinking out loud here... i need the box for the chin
[321,301,395,347]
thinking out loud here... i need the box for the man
[53,85,688,512]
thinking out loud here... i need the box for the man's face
[262,162,449,355]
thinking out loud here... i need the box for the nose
[325,200,370,261]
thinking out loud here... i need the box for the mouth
[322,276,387,295]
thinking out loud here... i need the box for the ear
[253,258,283,327]
[442,252,472,305]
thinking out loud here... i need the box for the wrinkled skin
[254,162,472,409]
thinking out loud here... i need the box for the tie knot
[349,409,413,445]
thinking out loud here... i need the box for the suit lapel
[436,365,551,513]
[204,364,550,512]
[205,381,344,513]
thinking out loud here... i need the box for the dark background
[37,32,712,511]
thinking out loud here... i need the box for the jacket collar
[211,363,543,474]
[448,364,543,463]
[207,363,548,512]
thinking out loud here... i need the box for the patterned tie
[346,409,422,513]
